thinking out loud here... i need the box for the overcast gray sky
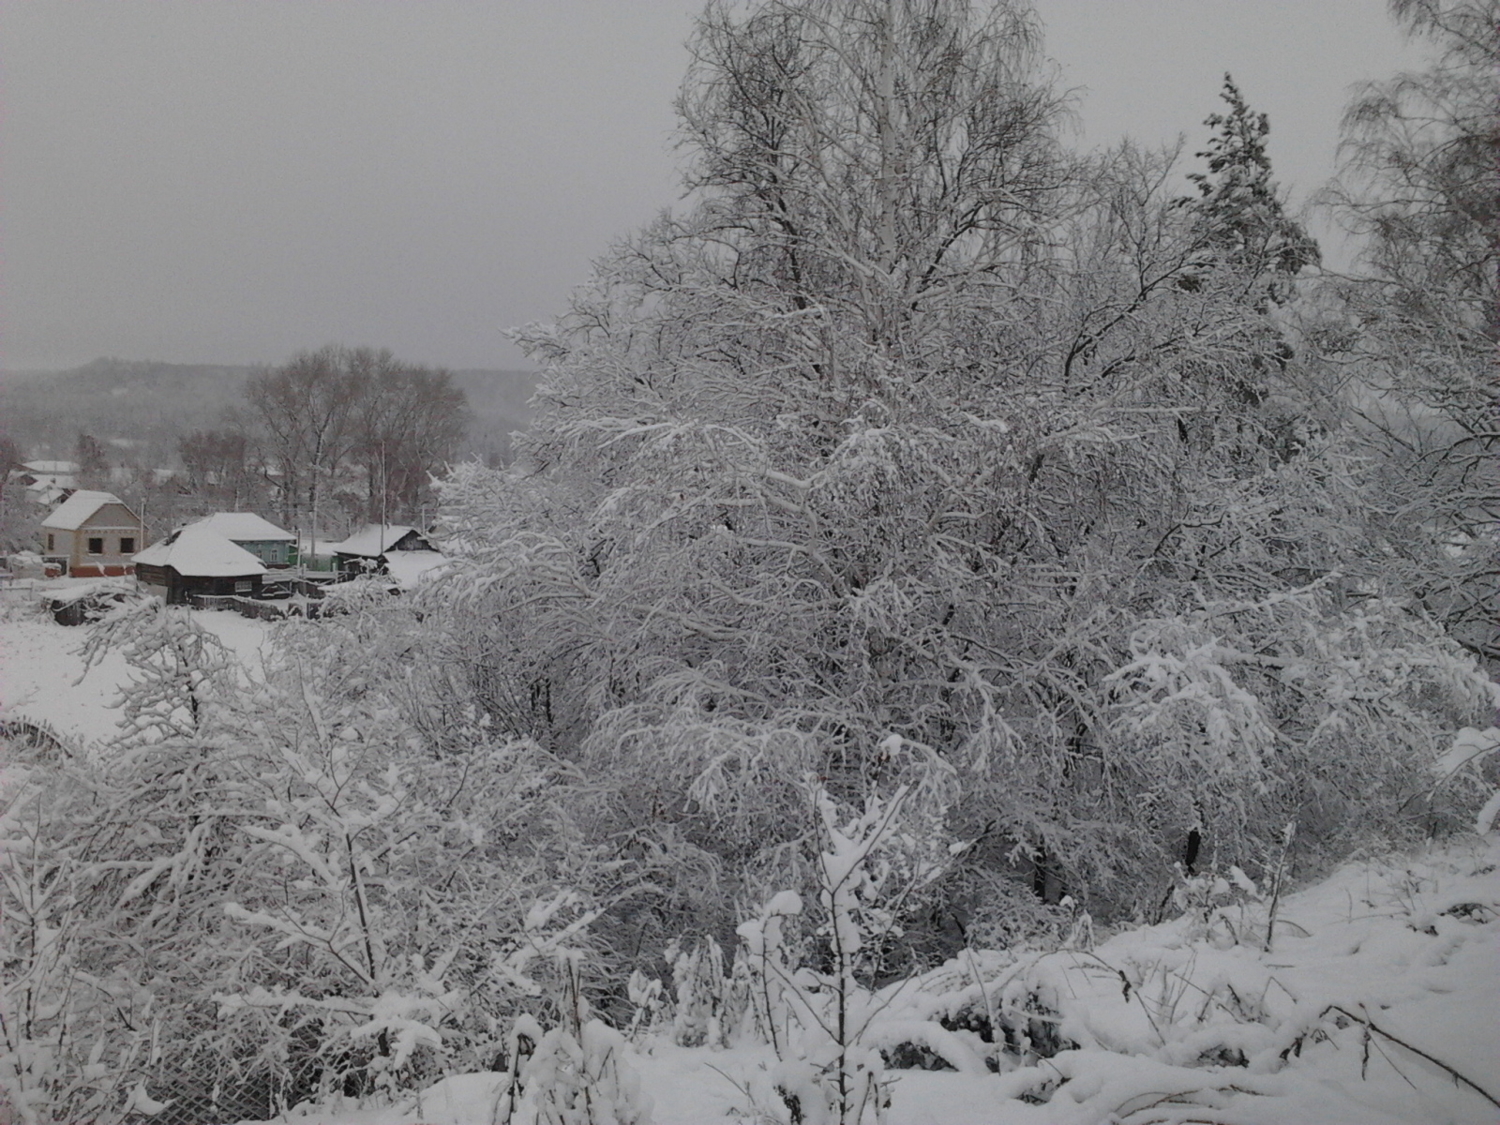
[1,1,1421,373]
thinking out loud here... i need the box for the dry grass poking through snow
[218,838,1499,1125]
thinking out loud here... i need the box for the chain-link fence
[125,1056,323,1125]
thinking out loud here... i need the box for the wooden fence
[190,594,328,620]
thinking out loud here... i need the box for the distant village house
[330,524,447,589]
[132,522,267,605]
[17,460,80,507]
[41,490,144,577]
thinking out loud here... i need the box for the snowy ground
[0,590,272,751]
[227,843,1499,1125]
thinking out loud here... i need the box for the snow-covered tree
[1183,75,1320,301]
[1320,0,1499,664]
[435,0,1086,928]
[246,345,469,535]
[427,0,1495,946]
[78,597,235,741]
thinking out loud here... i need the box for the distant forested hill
[0,358,539,465]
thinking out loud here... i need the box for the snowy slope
[222,839,1498,1125]
[0,615,132,746]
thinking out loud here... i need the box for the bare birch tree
[1320,0,1499,662]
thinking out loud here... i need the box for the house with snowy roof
[189,512,297,567]
[132,523,267,604]
[17,460,79,507]
[40,490,144,577]
[330,524,447,588]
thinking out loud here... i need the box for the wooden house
[330,524,439,578]
[40,490,144,577]
[132,524,267,604]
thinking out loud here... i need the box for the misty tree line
[241,345,469,537]
[0,346,469,550]
[169,346,470,537]
[2,0,1495,1120]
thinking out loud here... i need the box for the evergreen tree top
[1183,73,1320,297]
[1190,74,1274,192]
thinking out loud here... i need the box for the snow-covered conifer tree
[1183,75,1320,301]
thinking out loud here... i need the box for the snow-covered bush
[1434,725,1500,836]
[0,601,268,1124]
[663,935,730,1048]
[1104,585,1498,893]
[487,909,653,1125]
[0,758,152,1125]
[208,642,610,1102]
[730,782,959,1124]
[1,596,636,1120]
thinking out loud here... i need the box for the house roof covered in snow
[133,524,267,577]
[42,490,135,531]
[383,550,448,589]
[23,460,79,476]
[331,524,428,558]
[191,512,296,543]
[27,482,72,507]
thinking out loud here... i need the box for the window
[120,537,135,554]
[88,537,104,555]
[46,533,54,552]
[234,580,252,594]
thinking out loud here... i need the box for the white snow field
[0,595,271,749]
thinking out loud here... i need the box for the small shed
[46,580,132,626]
[191,512,298,567]
[132,524,267,605]
[41,490,145,578]
[330,524,438,578]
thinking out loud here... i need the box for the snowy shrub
[0,605,272,1124]
[730,782,959,1124]
[664,935,729,1048]
[1164,864,1267,949]
[1433,725,1500,835]
[1104,585,1498,893]
[623,972,664,1042]
[0,761,150,1125]
[490,932,653,1125]
[210,652,606,1101]
[1,595,631,1119]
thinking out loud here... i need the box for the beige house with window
[41,490,145,577]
